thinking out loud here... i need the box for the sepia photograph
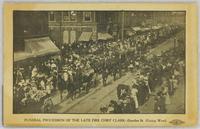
[3,3,197,127]
[13,10,186,114]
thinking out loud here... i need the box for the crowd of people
[100,32,185,114]
[13,23,182,113]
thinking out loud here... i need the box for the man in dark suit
[58,73,66,102]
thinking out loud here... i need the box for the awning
[24,37,60,57]
[152,26,162,30]
[14,52,33,62]
[131,27,141,31]
[126,31,135,36]
[141,27,151,32]
[78,32,93,42]
[98,33,113,40]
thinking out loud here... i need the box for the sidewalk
[138,74,185,114]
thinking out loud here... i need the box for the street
[53,30,185,114]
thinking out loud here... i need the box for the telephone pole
[121,11,125,43]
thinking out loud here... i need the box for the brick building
[48,11,97,48]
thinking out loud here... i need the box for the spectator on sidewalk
[154,91,167,114]
[58,73,66,101]
[161,84,171,105]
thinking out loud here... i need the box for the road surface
[53,30,185,114]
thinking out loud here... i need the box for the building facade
[97,11,185,40]
[48,11,97,48]
[13,11,49,51]
[48,11,185,47]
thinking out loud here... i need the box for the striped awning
[24,36,60,57]
[14,37,60,62]
[14,52,33,62]
[78,32,93,42]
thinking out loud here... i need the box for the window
[83,12,92,22]
[49,12,55,21]
[63,12,70,21]
[62,11,77,22]
[63,30,69,44]
[70,11,77,21]
[70,30,76,43]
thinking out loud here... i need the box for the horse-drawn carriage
[117,84,137,113]
[117,84,131,99]
[100,84,137,114]
[58,64,96,100]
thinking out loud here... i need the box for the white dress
[131,88,139,109]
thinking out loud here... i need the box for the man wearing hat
[57,73,66,101]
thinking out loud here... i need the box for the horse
[81,69,95,93]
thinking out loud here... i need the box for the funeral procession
[13,11,185,114]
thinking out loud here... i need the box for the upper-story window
[83,12,92,22]
[63,11,77,22]
[49,12,55,21]
[63,12,70,21]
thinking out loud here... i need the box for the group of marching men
[13,24,182,113]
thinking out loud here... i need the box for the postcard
[3,3,198,127]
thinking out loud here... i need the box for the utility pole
[60,11,62,48]
[95,12,98,42]
[121,11,125,43]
